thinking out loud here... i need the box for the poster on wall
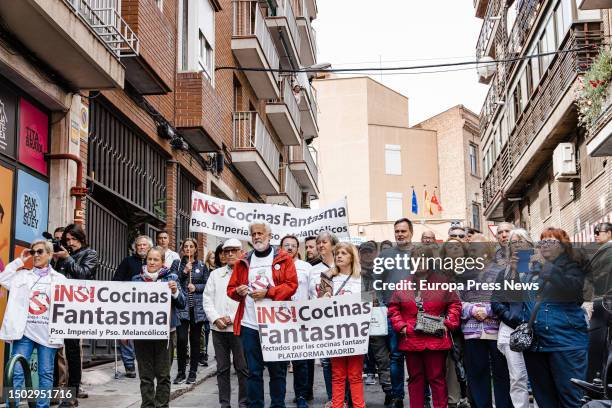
[0,83,17,158]
[18,98,48,176]
[15,170,48,245]
[0,164,13,271]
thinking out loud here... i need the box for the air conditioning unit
[553,143,578,181]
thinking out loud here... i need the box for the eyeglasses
[449,234,465,239]
[538,239,560,247]
[223,248,240,254]
[282,244,298,249]
[595,229,609,235]
[29,249,46,256]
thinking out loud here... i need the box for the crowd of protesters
[0,217,610,408]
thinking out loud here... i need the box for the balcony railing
[291,0,317,57]
[272,76,302,130]
[482,27,602,210]
[233,0,280,81]
[297,72,318,122]
[505,0,544,76]
[291,142,318,180]
[277,0,301,55]
[476,0,503,59]
[65,0,139,57]
[282,167,302,207]
[233,111,281,178]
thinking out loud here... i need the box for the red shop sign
[18,98,48,176]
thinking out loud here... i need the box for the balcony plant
[577,47,612,129]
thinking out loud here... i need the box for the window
[385,144,402,175]
[520,70,529,110]
[547,179,553,215]
[178,0,216,83]
[530,45,540,90]
[469,144,478,176]
[386,193,403,220]
[199,30,214,80]
[513,86,521,120]
[472,203,481,231]
[500,114,508,146]
[233,76,242,111]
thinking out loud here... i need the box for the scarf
[141,265,164,282]
[33,267,49,278]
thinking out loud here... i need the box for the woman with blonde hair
[319,242,365,408]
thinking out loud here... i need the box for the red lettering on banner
[192,199,225,216]
[54,285,96,302]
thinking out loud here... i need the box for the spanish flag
[424,189,433,216]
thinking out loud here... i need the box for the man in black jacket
[112,235,153,378]
[53,223,98,408]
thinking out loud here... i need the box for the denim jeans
[321,358,333,401]
[119,339,135,370]
[292,360,310,400]
[387,317,405,399]
[463,339,512,408]
[11,336,58,408]
[240,326,288,408]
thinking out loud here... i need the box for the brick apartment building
[475,0,612,240]
[0,0,319,360]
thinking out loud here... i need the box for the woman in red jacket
[388,246,462,408]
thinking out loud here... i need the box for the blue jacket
[491,264,529,329]
[171,258,209,323]
[132,267,185,330]
[523,253,588,352]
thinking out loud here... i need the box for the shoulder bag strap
[334,273,353,296]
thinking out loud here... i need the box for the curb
[169,362,217,400]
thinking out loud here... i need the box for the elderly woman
[522,227,588,408]
[0,240,67,408]
[133,246,185,408]
[491,228,536,408]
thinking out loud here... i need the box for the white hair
[133,235,154,249]
[508,228,534,247]
[31,239,53,254]
[248,220,272,234]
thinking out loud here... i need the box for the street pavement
[172,361,389,408]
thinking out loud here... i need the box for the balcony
[266,167,302,207]
[120,0,175,94]
[266,76,301,146]
[176,72,222,152]
[475,0,503,59]
[232,0,281,99]
[297,72,319,139]
[0,0,135,91]
[289,142,318,196]
[266,0,301,68]
[586,83,612,156]
[232,112,281,195]
[579,0,612,9]
[292,0,317,66]
[474,0,489,19]
[482,27,602,218]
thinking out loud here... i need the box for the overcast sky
[314,0,488,125]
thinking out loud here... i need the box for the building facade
[0,0,319,361]
[313,76,482,242]
[475,0,612,240]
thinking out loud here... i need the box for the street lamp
[305,62,332,80]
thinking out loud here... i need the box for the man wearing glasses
[280,235,313,408]
[203,239,248,408]
[447,226,467,241]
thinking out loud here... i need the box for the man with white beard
[227,221,298,408]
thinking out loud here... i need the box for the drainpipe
[45,153,88,225]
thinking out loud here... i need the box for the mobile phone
[517,249,534,273]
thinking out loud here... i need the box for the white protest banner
[190,191,349,244]
[256,293,372,362]
[49,281,171,339]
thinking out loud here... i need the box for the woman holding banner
[172,238,210,384]
[319,242,365,408]
[388,245,462,408]
[0,240,67,408]
[133,246,185,408]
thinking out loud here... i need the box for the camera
[42,231,63,253]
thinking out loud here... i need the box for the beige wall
[366,79,410,128]
[368,125,439,223]
[314,77,371,223]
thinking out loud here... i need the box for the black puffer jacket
[54,247,98,280]
[113,254,146,282]
[171,257,210,323]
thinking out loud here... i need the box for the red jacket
[388,272,461,352]
[227,248,298,335]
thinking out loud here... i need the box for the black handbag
[413,291,446,338]
[509,286,545,352]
